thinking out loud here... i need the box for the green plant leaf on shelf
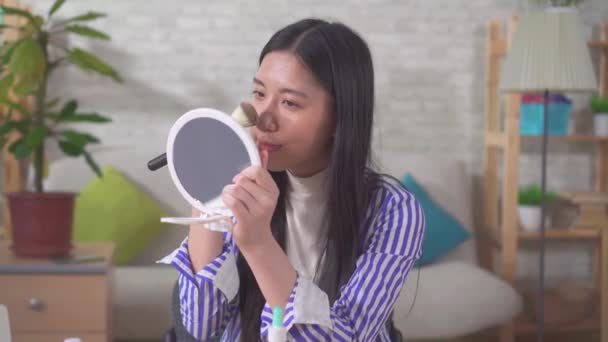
[2,41,22,66]
[13,118,31,135]
[0,24,20,30]
[13,72,40,96]
[0,120,16,136]
[591,95,608,114]
[58,139,83,156]
[67,12,107,22]
[61,130,100,146]
[0,74,15,100]
[10,126,48,160]
[45,97,60,109]
[48,112,111,123]
[0,5,35,24]
[0,98,31,116]
[83,149,102,177]
[60,99,78,116]
[8,39,46,88]
[21,15,44,38]
[68,48,122,83]
[518,185,558,206]
[48,0,66,17]
[65,25,110,40]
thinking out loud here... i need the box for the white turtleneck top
[285,167,329,280]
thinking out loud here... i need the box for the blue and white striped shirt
[159,175,425,341]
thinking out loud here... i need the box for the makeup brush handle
[148,153,167,171]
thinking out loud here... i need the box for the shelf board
[519,228,600,240]
[521,134,608,143]
[516,314,599,334]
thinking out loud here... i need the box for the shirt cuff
[157,235,240,301]
[260,274,332,337]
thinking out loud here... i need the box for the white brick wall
[23,0,608,284]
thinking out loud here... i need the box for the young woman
[160,18,425,342]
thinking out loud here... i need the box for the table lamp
[499,6,597,341]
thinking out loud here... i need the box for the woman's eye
[252,90,264,98]
[283,100,299,108]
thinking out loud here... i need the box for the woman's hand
[222,151,278,251]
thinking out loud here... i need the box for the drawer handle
[28,298,44,311]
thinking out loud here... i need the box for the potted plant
[0,0,122,257]
[590,94,608,136]
[518,185,557,232]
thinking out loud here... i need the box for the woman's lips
[258,142,282,152]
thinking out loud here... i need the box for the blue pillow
[402,173,471,266]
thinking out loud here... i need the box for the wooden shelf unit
[482,17,608,342]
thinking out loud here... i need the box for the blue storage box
[520,93,572,136]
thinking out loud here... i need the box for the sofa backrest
[374,151,478,265]
[44,143,478,266]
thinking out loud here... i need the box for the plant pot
[593,114,608,136]
[518,205,552,232]
[6,191,77,258]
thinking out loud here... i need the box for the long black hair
[236,18,398,341]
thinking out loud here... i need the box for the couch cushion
[403,173,471,266]
[375,153,477,264]
[394,261,523,338]
[73,165,168,265]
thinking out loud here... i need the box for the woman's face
[250,51,335,177]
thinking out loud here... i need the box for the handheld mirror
[159,107,260,231]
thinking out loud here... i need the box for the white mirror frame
[166,107,261,215]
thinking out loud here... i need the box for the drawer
[0,274,108,333]
[13,332,107,342]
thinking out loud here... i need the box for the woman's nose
[257,111,278,132]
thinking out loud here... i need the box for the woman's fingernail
[233,174,239,183]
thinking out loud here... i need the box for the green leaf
[68,48,122,83]
[0,5,35,24]
[0,120,16,136]
[9,137,27,159]
[13,73,39,96]
[2,41,23,66]
[58,140,82,156]
[61,129,99,146]
[45,97,60,109]
[21,17,43,38]
[0,24,19,30]
[67,12,106,22]
[50,112,111,123]
[8,40,46,87]
[0,73,15,100]
[0,98,30,116]
[60,99,78,116]
[49,0,67,17]
[83,149,102,177]
[13,119,31,134]
[65,25,110,40]
[9,126,47,160]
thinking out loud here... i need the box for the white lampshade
[500,7,597,93]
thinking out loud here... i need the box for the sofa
[43,142,522,341]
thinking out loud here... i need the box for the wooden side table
[0,241,115,342]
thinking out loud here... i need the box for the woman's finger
[236,177,274,211]
[238,166,277,193]
[222,186,249,216]
[228,183,257,211]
